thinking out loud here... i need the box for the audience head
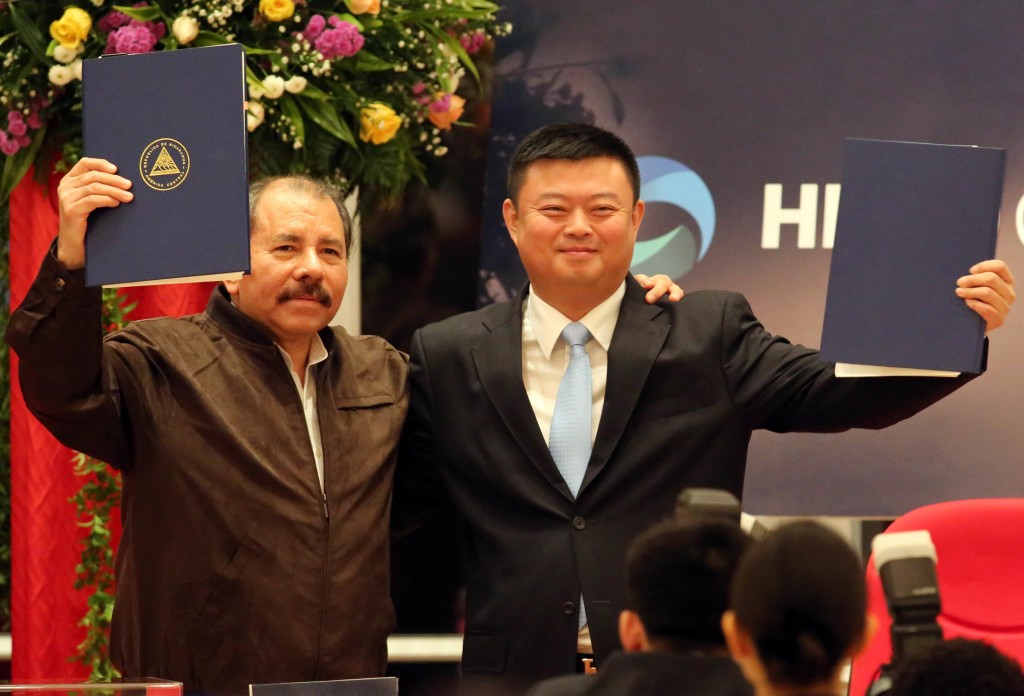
[722,520,873,695]
[620,516,751,653]
[889,637,1024,696]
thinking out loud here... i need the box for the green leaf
[9,3,49,62]
[191,31,229,48]
[297,97,357,149]
[111,5,163,22]
[277,94,306,150]
[353,51,395,72]
[423,23,480,83]
[0,125,48,205]
[337,13,364,32]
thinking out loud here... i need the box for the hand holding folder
[820,138,1014,377]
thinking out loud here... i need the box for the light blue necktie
[549,321,593,631]
[549,322,593,497]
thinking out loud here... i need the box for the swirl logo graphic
[630,156,715,278]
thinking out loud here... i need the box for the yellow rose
[344,0,381,15]
[259,0,295,22]
[359,103,401,145]
[428,94,466,131]
[50,6,92,50]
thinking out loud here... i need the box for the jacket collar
[204,284,338,354]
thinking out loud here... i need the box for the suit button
[55,277,66,292]
[563,601,575,615]
[572,516,586,530]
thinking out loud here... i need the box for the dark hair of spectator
[890,637,1024,696]
[506,122,641,206]
[249,175,354,257]
[730,521,866,687]
[627,517,751,651]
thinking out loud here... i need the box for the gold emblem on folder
[139,138,190,191]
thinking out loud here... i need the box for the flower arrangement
[0,0,509,206]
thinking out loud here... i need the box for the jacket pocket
[461,632,507,673]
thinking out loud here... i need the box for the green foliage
[0,1,510,208]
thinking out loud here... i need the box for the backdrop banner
[479,0,1024,516]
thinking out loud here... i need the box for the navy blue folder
[82,43,250,287]
[819,138,1005,376]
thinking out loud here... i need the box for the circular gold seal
[139,137,190,191]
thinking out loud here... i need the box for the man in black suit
[393,122,1015,695]
[524,516,754,696]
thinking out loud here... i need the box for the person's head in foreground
[622,516,751,653]
[722,521,875,696]
[889,637,1024,696]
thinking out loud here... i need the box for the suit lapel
[581,280,670,493]
[472,297,576,502]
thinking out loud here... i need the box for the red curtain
[8,168,216,678]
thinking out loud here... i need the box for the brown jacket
[7,250,409,695]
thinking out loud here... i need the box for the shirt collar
[526,281,626,358]
[276,332,329,374]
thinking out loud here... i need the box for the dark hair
[506,122,641,206]
[248,175,354,257]
[730,521,866,687]
[627,517,751,651]
[890,638,1024,696]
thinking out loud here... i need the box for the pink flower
[429,94,452,113]
[459,31,486,53]
[106,23,160,54]
[15,134,30,148]
[314,22,364,59]
[302,14,326,40]
[27,113,42,129]
[7,112,26,137]
[0,131,18,156]
[98,10,132,33]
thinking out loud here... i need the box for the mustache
[277,281,332,307]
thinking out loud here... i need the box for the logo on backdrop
[631,156,716,278]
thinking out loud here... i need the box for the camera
[866,530,944,696]
[674,488,769,539]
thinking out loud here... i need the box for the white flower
[70,59,83,81]
[246,100,266,132]
[53,45,79,64]
[249,82,266,100]
[284,76,307,94]
[262,75,285,99]
[172,16,200,44]
[48,64,74,87]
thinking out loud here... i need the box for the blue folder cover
[248,677,398,696]
[82,43,250,287]
[819,138,1005,375]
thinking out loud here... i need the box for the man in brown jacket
[6,158,409,695]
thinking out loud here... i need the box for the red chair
[848,498,1024,696]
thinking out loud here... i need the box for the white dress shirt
[277,334,329,493]
[521,281,626,654]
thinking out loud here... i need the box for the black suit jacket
[394,279,975,695]
[523,651,753,696]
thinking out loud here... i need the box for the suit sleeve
[391,327,457,537]
[718,293,979,433]
[5,245,135,468]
